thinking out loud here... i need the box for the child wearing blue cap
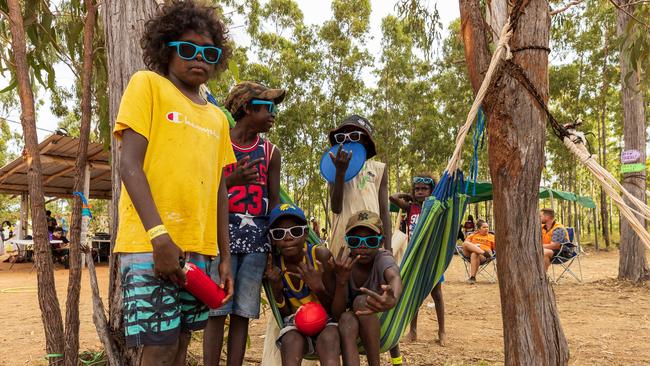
[264,204,342,366]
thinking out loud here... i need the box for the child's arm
[315,247,336,310]
[267,148,282,208]
[329,144,351,214]
[379,168,392,251]
[356,267,402,316]
[217,172,233,303]
[389,193,412,211]
[119,129,185,284]
[330,250,358,320]
[265,254,292,318]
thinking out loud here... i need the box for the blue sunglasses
[413,177,434,185]
[167,41,222,64]
[251,99,276,114]
[345,235,383,249]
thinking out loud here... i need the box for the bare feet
[405,330,417,342]
[438,331,447,347]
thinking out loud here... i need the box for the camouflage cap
[224,81,286,116]
[345,210,383,235]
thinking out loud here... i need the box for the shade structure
[0,134,111,199]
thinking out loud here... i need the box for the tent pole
[19,192,28,239]
[81,163,91,268]
[549,189,555,212]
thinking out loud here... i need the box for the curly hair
[141,0,232,75]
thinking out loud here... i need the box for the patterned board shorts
[120,252,210,347]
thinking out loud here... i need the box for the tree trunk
[103,1,160,363]
[598,27,612,249]
[6,0,65,363]
[460,0,569,364]
[63,1,97,364]
[616,0,649,282]
[591,181,600,250]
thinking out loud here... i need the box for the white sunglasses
[269,225,308,240]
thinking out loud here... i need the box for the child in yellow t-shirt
[462,221,496,284]
[112,2,235,364]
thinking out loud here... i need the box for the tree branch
[609,0,650,30]
[459,0,493,95]
[550,0,585,15]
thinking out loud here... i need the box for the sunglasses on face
[334,131,364,144]
[167,41,222,64]
[269,225,307,241]
[413,177,434,185]
[250,99,276,114]
[345,235,383,249]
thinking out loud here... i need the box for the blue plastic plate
[319,142,367,183]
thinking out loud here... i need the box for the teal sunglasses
[167,41,222,64]
[251,99,276,114]
[345,235,383,249]
[413,177,434,185]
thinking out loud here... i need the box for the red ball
[294,302,328,336]
[183,262,226,309]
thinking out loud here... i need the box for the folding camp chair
[551,227,583,283]
[455,245,497,283]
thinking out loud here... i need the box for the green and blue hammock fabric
[208,91,479,352]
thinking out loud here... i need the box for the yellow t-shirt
[467,232,496,252]
[113,71,236,256]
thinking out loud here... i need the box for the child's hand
[264,253,284,294]
[227,156,264,187]
[356,285,397,315]
[328,144,352,174]
[218,257,234,303]
[287,257,325,293]
[399,193,413,202]
[329,249,359,286]
[151,234,185,285]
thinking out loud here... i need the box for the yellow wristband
[391,356,403,365]
[147,225,168,241]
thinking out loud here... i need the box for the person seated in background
[463,214,476,234]
[541,208,568,272]
[46,210,57,233]
[461,221,495,284]
[50,226,70,268]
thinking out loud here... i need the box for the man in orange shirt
[541,208,569,272]
[461,221,496,284]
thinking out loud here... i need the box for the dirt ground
[1,250,649,366]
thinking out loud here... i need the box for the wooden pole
[592,181,599,251]
[19,193,28,239]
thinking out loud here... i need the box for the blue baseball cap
[268,203,307,229]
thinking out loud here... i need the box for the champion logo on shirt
[166,111,184,124]
[164,111,220,139]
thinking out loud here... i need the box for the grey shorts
[276,314,338,356]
